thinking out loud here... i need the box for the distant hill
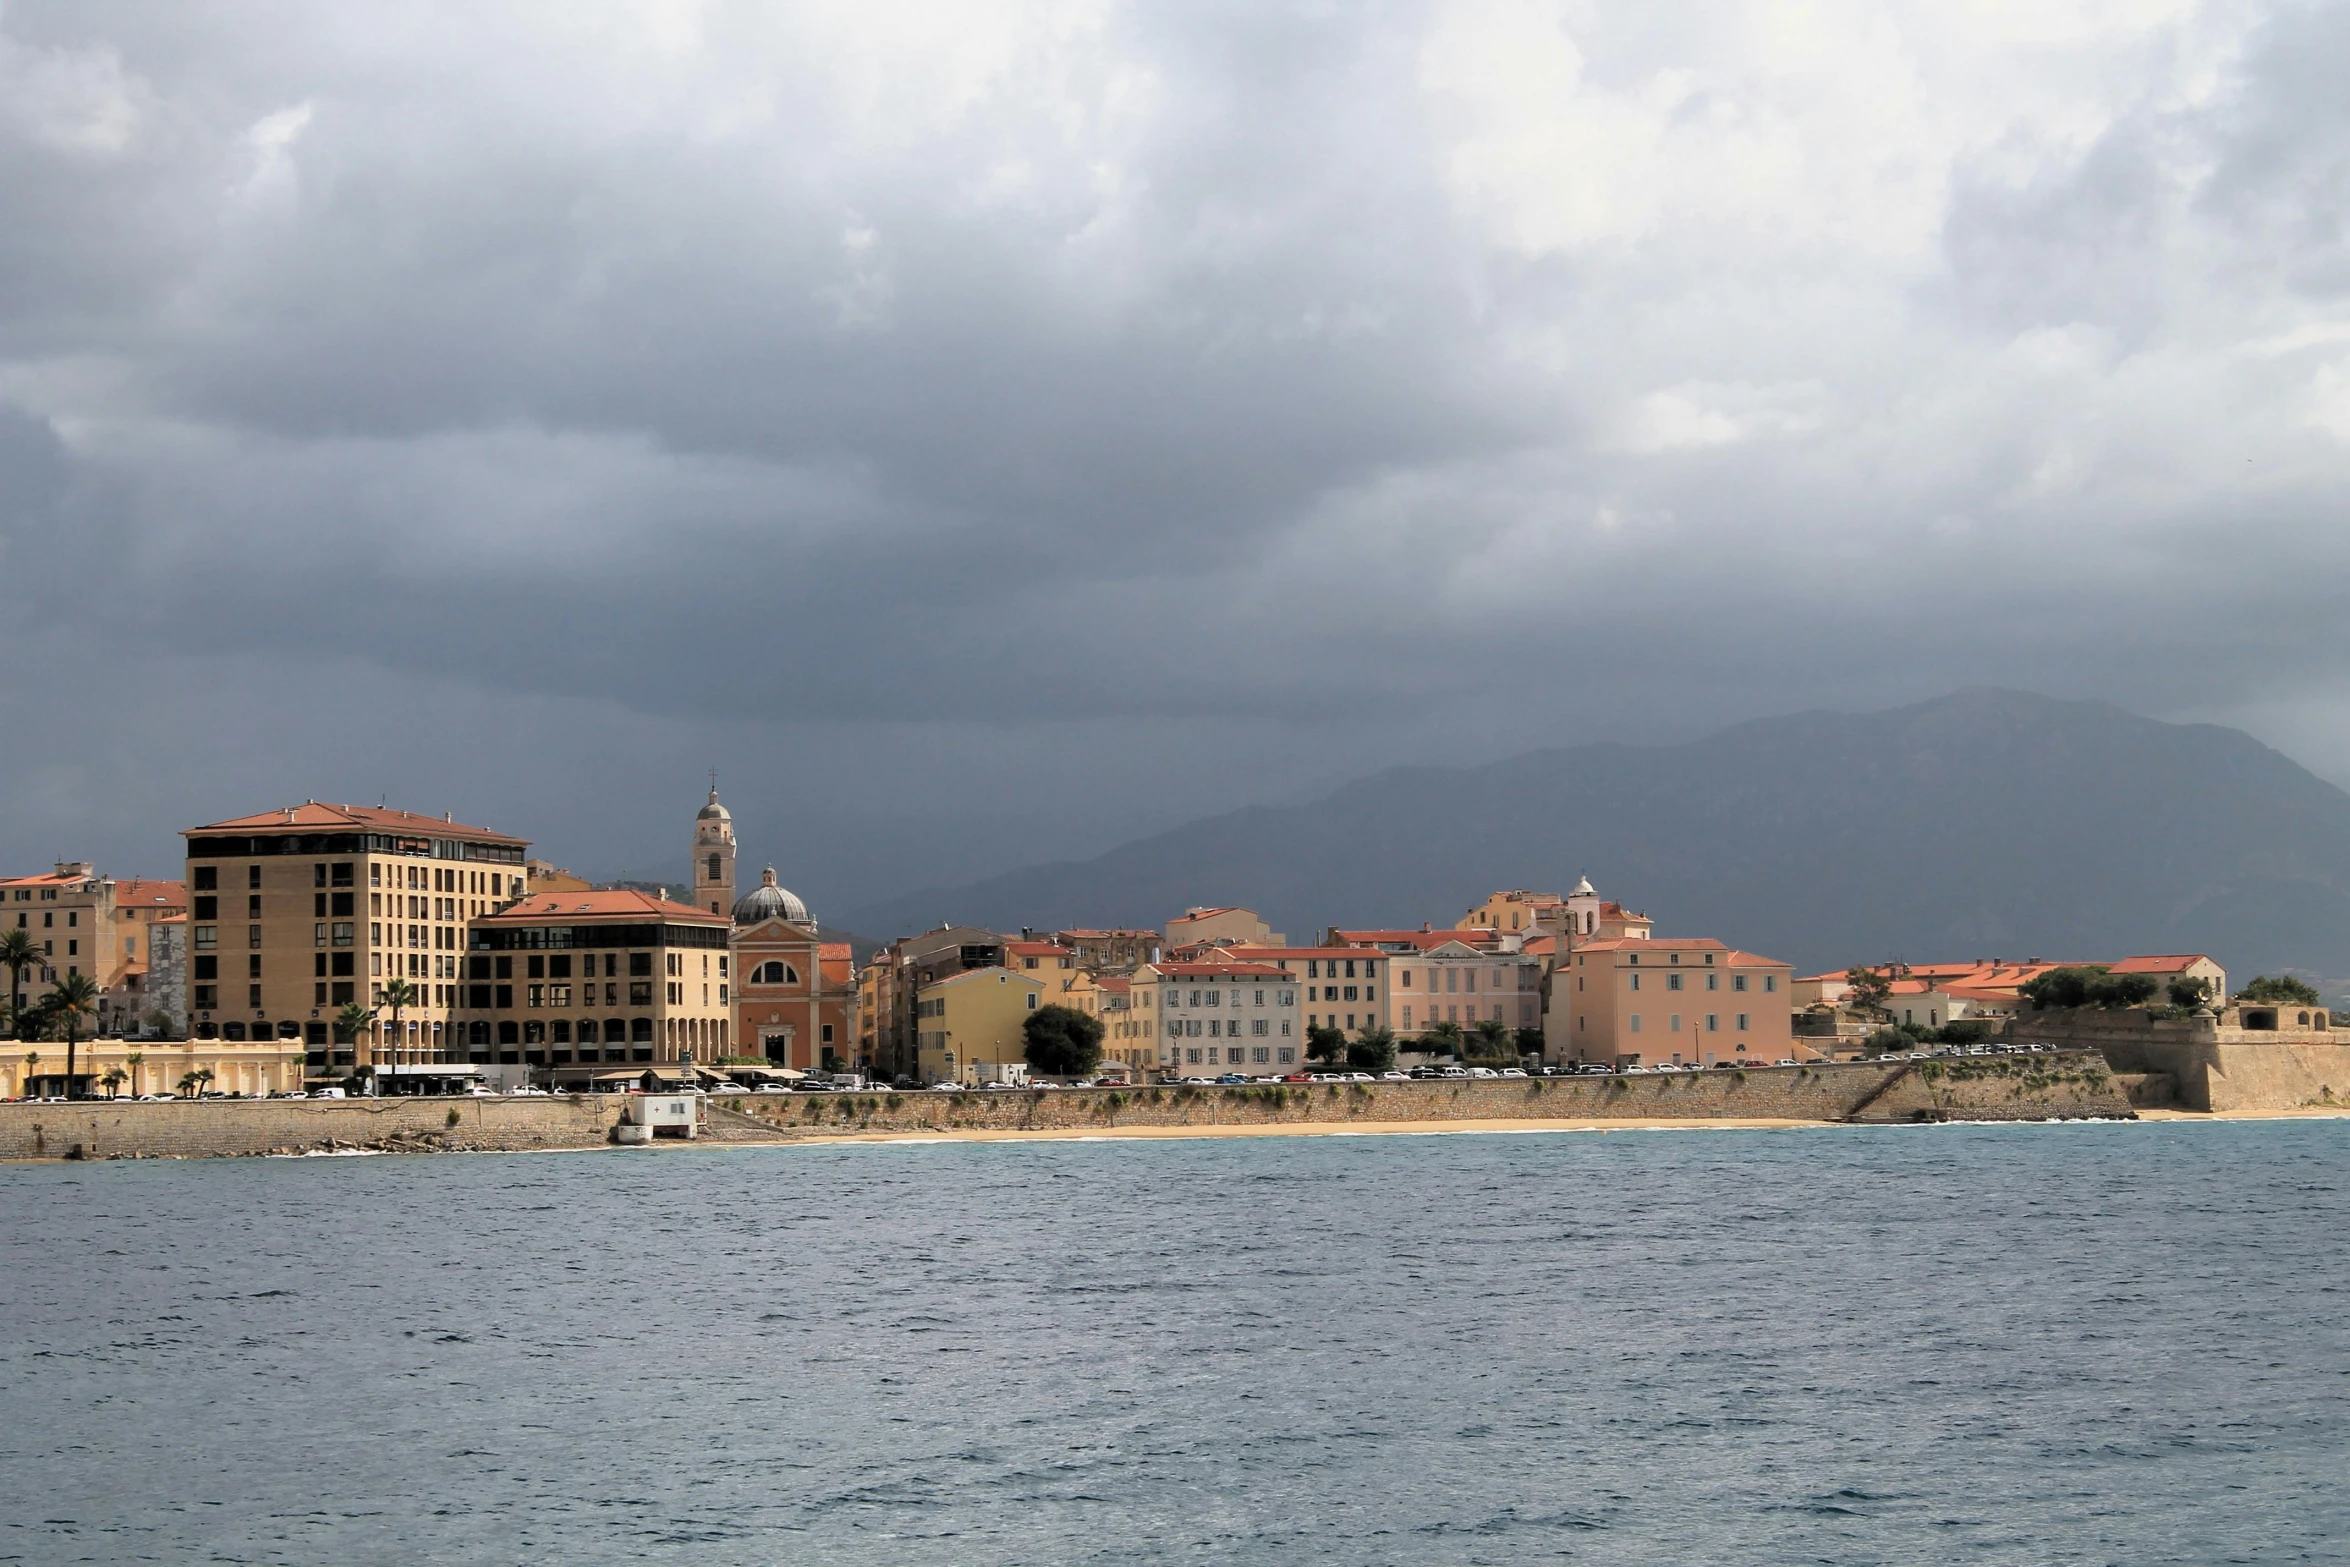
[838,689,2350,994]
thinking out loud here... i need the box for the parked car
[1379,1070,1410,1082]
[308,1086,346,1099]
[1281,1072,1313,1083]
[1215,1073,1249,1085]
[1498,1068,1529,1078]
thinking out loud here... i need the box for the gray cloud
[6,0,2350,909]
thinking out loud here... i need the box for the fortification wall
[716,1055,2130,1139]
[0,1095,627,1161]
[2200,1041,2350,1112]
[0,1056,2133,1161]
[2006,1008,2350,1111]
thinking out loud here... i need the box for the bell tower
[693,773,737,918]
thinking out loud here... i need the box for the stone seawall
[717,1055,2132,1140]
[2010,1008,2350,1111]
[0,1056,2131,1161]
[0,1096,628,1161]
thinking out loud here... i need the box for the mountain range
[837,689,2350,994]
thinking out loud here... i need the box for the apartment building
[915,966,1045,1085]
[862,924,1007,1079]
[1055,928,1159,972]
[181,803,530,1073]
[1136,959,1298,1075]
[1164,906,1284,949]
[459,888,732,1088]
[1390,938,1544,1036]
[1211,944,1386,1037]
[1551,937,1792,1067]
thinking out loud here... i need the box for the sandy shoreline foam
[765,1106,2350,1148]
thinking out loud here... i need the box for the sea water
[1,1119,2345,1565]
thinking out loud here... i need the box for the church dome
[697,785,731,823]
[733,865,809,926]
[1570,874,1596,897]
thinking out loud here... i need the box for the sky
[4,0,2349,917]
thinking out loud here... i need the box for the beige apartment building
[1212,944,1386,1038]
[458,888,732,1088]
[182,803,531,1074]
[1389,939,1544,1037]
[1551,937,1793,1068]
[1056,928,1159,972]
[2,864,183,1013]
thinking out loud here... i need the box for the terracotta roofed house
[1549,937,1794,1068]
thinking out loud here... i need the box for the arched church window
[754,961,799,985]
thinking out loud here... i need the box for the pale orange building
[730,866,855,1072]
[1552,937,1793,1067]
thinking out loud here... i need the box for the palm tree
[125,1051,144,1098]
[0,928,41,1039]
[334,1001,377,1059]
[1424,1019,1465,1058]
[193,1067,216,1098]
[1469,1017,1515,1065]
[100,1066,127,1099]
[378,979,417,1075]
[46,972,99,1100]
[177,1070,201,1097]
[22,1050,39,1097]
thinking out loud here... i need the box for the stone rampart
[0,1056,2132,1161]
[714,1055,2130,1140]
[2008,1008,2350,1111]
[0,1095,627,1161]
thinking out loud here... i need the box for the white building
[1135,960,1299,1075]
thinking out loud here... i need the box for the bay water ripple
[1,1119,2345,1564]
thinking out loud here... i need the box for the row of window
[1612,972,1777,993]
[1164,988,1296,1009]
[1607,1014,1753,1033]
[1179,1046,1297,1066]
[9,909,75,927]
[7,888,62,900]
[1168,1018,1285,1037]
[186,835,525,865]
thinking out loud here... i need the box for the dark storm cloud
[7,0,2350,902]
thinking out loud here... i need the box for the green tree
[0,928,41,1039]
[100,1066,127,1099]
[22,1050,39,1094]
[2237,974,2322,1006]
[1466,1017,1517,1064]
[1845,965,1905,1018]
[1022,1003,1105,1078]
[177,1070,202,1097]
[1304,1023,1347,1064]
[378,978,418,1071]
[125,1050,144,1098]
[1346,1024,1398,1074]
[2166,976,2212,1009]
[1513,1025,1546,1057]
[2020,966,2108,1010]
[46,971,98,1099]
[1422,1019,1465,1058]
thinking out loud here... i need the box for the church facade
[693,786,857,1073]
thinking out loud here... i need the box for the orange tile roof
[483,889,727,923]
[0,870,89,888]
[1006,941,1069,956]
[1334,928,1504,951]
[1578,937,1726,952]
[1169,907,1245,921]
[2107,954,2212,974]
[1096,975,1133,993]
[1721,949,1791,968]
[819,943,852,961]
[116,879,187,908]
[1144,961,1293,980]
[186,802,527,845]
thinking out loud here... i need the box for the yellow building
[915,967,1045,1085]
[1458,890,1562,934]
[182,803,531,1074]
[1,864,185,1034]
[460,889,733,1089]
[4,1035,303,1099]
